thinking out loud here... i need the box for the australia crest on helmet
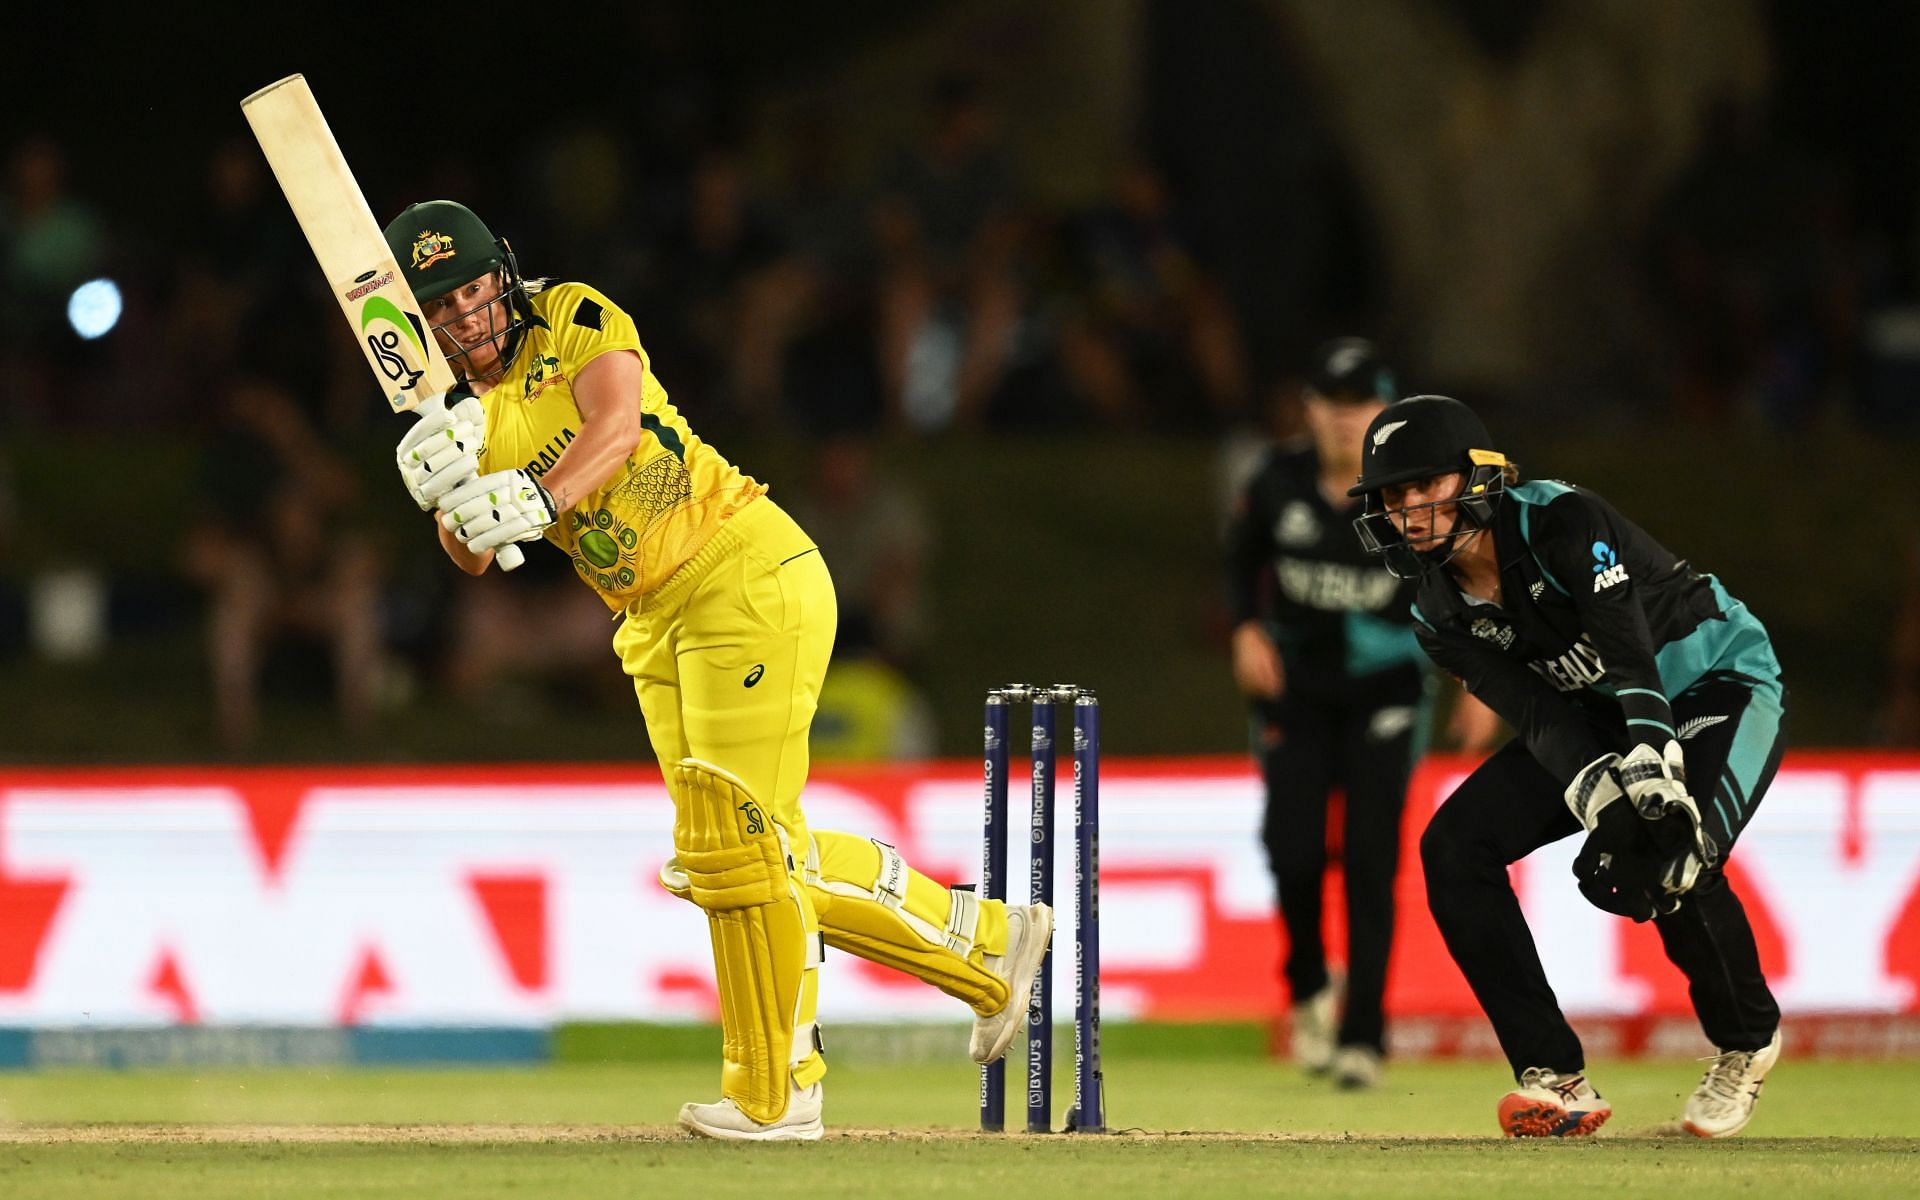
[410,231,456,270]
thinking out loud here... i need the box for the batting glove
[438,468,558,554]
[396,393,487,511]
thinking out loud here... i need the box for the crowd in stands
[3,66,1917,754]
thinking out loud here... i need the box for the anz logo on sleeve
[1592,541,1629,592]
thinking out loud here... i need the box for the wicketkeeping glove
[396,393,487,511]
[1570,797,1663,922]
[1617,740,1720,876]
[1564,752,1626,833]
[438,469,559,554]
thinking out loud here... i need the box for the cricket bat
[239,73,522,571]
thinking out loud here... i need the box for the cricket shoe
[1682,1029,1782,1138]
[1290,980,1340,1075]
[679,1080,824,1142]
[1332,1045,1382,1090]
[970,903,1054,1064]
[1498,1068,1611,1137]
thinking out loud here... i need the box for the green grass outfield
[1,1025,1916,1197]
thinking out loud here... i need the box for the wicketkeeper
[1349,395,1784,1138]
[383,200,1050,1141]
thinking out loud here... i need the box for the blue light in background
[67,278,123,340]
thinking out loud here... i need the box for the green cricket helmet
[384,200,506,302]
[384,200,531,382]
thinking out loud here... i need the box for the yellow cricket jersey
[474,281,765,609]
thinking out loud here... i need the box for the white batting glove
[438,468,558,554]
[396,394,487,511]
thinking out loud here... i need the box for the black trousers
[1256,676,1422,1053]
[1419,674,1787,1078]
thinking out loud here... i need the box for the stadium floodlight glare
[67,278,122,340]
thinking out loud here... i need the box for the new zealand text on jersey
[1529,634,1607,692]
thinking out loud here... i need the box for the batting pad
[806,830,1012,1016]
[671,758,824,1123]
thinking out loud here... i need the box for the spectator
[429,549,632,719]
[770,102,885,434]
[1,136,106,423]
[638,146,803,431]
[782,432,933,669]
[1646,96,1855,428]
[785,431,937,762]
[169,154,389,751]
[181,380,387,752]
[872,73,1026,432]
[164,139,303,410]
[1058,154,1250,430]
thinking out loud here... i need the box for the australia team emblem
[410,230,456,269]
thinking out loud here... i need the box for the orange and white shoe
[1499,1068,1612,1138]
[1682,1030,1781,1138]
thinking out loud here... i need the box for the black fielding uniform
[1226,438,1427,1055]
[1348,394,1786,1083]
[1412,479,1784,1075]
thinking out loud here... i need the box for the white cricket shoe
[1682,1029,1782,1138]
[1498,1068,1612,1138]
[971,903,1054,1064]
[1332,1045,1382,1090]
[679,1080,824,1142]
[1290,980,1339,1075]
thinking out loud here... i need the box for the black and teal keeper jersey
[1225,441,1423,695]
[1410,480,1782,782]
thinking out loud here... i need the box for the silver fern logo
[1678,714,1730,740]
[1372,419,1409,448]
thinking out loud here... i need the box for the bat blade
[241,74,521,570]
[241,74,454,414]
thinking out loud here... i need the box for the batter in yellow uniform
[384,201,1050,1141]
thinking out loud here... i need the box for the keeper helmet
[1348,395,1511,579]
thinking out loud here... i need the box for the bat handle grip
[495,544,525,572]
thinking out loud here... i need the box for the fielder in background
[1223,339,1492,1089]
[1350,395,1785,1139]
[383,200,1051,1141]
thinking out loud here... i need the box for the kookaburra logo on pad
[1372,420,1408,448]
